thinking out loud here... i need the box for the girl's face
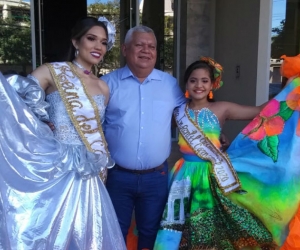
[186,68,213,101]
[73,25,108,66]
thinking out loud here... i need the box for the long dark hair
[184,60,215,84]
[66,17,108,61]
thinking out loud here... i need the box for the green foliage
[88,0,119,15]
[0,19,31,65]
[271,20,285,59]
[164,16,174,70]
[164,37,174,69]
[164,16,173,36]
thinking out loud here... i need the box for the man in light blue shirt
[101,25,186,250]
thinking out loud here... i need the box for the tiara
[200,56,224,90]
[98,16,116,51]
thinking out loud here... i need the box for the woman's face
[186,68,213,101]
[73,25,108,66]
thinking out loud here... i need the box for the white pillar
[3,4,12,20]
[256,0,273,105]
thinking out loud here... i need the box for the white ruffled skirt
[0,73,126,250]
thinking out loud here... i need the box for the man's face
[122,31,157,73]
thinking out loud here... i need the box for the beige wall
[182,0,216,68]
[213,0,272,140]
[178,0,272,140]
[177,0,215,88]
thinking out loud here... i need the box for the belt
[114,164,164,174]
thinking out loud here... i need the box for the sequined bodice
[179,107,221,153]
[46,91,106,145]
[187,107,220,136]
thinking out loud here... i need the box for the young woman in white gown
[0,17,126,250]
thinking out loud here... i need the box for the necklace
[72,60,91,75]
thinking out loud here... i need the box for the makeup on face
[74,26,108,70]
[186,68,213,100]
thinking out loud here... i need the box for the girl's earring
[208,90,213,100]
[75,49,79,58]
[185,90,190,98]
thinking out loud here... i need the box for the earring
[75,49,79,57]
[208,90,213,100]
[185,90,190,98]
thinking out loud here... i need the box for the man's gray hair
[124,25,157,45]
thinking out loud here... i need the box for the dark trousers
[106,161,168,250]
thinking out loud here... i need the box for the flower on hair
[98,16,116,51]
[200,56,224,90]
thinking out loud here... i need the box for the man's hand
[220,133,230,152]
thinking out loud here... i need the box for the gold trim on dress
[46,62,108,155]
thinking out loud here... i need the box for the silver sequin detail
[188,107,220,131]
[46,91,106,145]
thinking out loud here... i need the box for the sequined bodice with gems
[188,107,220,132]
[178,107,222,153]
[46,91,106,145]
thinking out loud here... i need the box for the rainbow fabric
[154,78,300,249]
[169,107,221,179]
[228,77,300,248]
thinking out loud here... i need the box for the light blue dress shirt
[101,65,186,170]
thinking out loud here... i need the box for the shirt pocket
[152,100,171,123]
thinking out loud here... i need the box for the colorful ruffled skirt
[155,78,300,249]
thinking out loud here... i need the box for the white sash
[174,104,241,194]
[47,62,109,155]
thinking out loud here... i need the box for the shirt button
[141,127,143,129]
[142,97,144,100]
[142,112,144,114]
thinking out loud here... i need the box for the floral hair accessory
[98,16,116,51]
[200,56,224,90]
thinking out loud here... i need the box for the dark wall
[283,0,300,55]
[34,0,87,64]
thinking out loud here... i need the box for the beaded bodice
[179,107,221,154]
[187,107,220,135]
[46,91,106,145]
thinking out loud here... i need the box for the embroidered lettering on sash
[174,104,241,194]
[46,62,109,155]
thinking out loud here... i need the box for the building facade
[1,0,299,137]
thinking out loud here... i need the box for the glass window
[0,0,32,75]
[164,0,174,75]
[270,0,300,98]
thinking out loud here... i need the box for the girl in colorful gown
[0,17,126,249]
[154,56,300,249]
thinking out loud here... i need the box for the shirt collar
[121,65,162,81]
